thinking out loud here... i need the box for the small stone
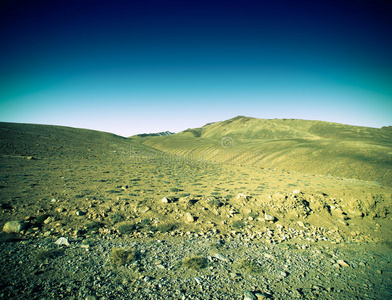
[76,211,86,216]
[213,253,228,262]
[3,221,26,233]
[135,206,150,214]
[264,214,276,222]
[237,193,248,199]
[280,271,288,277]
[243,291,256,300]
[337,219,348,226]
[194,277,202,284]
[186,213,195,223]
[44,217,53,224]
[255,292,269,300]
[293,189,301,194]
[337,260,350,267]
[55,237,70,246]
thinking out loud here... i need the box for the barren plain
[0,118,391,299]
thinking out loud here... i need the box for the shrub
[178,193,191,198]
[232,220,245,230]
[34,249,59,261]
[156,223,177,233]
[140,218,151,226]
[116,222,137,235]
[109,213,125,224]
[36,214,49,225]
[84,222,103,232]
[207,199,223,208]
[182,256,209,270]
[235,258,262,273]
[111,248,137,266]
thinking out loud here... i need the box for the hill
[141,116,392,186]
[1,121,392,299]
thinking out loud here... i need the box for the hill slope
[141,116,392,186]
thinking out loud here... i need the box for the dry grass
[182,256,209,270]
[111,248,137,266]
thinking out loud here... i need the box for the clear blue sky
[1,0,391,136]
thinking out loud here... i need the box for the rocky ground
[1,123,391,299]
[0,232,391,300]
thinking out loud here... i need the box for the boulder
[3,221,26,233]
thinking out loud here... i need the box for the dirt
[0,122,391,299]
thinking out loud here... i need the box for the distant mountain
[135,131,175,138]
[140,116,392,186]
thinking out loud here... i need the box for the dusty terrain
[0,120,391,299]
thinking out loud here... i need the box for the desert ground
[0,118,391,299]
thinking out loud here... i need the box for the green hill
[141,116,392,186]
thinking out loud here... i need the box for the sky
[1,0,391,136]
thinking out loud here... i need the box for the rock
[186,213,195,223]
[134,205,150,214]
[55,237,70,246]
[337,219,348,226]
[255,293,269,300]
[3,221,26,233]
[76,211,86,216]
[337,260,349,267]
[280,271,289,278]
[244,291,256,300]
[237,193,248,200]
[213,253,229,262]
[44,217,53,224]
[57,207,66,213]
[293,189,301,194]
[264,214,276,222]
[162,197,170,203]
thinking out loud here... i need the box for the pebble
[186,213,195,223]
[244,291,256,300]
[55,237,70,246]
[255,292,269,300]
[264,214,276,222]
[337,260,350,267]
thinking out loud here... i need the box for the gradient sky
[1,0,391,136]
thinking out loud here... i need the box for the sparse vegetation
[156,222,177,233]
[111,248,137,266]
[34,249,60,261]
[116,222,137,235]
[232,220,245,230]
[36,214,49,225]
[182,256,209,270]
[109,213,125,224]
[235,258,263,273]
[207,198,223,208]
